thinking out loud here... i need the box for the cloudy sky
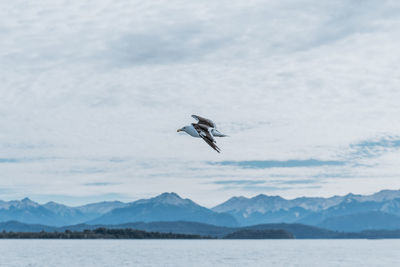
[1,0,400,207]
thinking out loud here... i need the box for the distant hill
[89,193,238,227]
[108,221,233,238]
[224,229,293,239]
[0,221,233,237]
[0,228,207,239]
[0,221,56,232]
[0,193,236,227]
[0,198,66,226]
[2,190,400,231]
[243,223,339,239]
[318,211,400,232]
[0,198,128,226]
[212,190,400,231]
[2,220,400,239]
[0,221,331,238]
[75,201,128,216]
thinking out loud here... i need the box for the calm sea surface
[0,239,399,266]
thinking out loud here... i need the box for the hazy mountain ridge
[1,190,400,231]
[317,211,400,232]
[89,193,238,227]
[212,190,400,231]
[0,193,237,227]
[213,190,400,214]
[0,198,128,226]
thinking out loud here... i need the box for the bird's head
[177,126,191,134]
[177,125,198,137]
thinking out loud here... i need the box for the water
[0,240,399,267]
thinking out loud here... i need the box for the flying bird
[177,115,228,153]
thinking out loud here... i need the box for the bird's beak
[177,129,182,132]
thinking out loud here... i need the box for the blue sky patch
[350,136,400,158]
[210,159,345,169]
[0,158,19,163]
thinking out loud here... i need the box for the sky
[1,0,400,207]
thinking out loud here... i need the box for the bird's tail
[212,129,229,137]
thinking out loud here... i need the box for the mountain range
[213,190,400,231]
[2,190,400,232]
[0,193,237,227]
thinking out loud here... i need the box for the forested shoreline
[0,227,294,239]
[0,228,209,239]
[2,223,399,239]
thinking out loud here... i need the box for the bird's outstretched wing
[192,115,216,128]
[200,135,221,153]
[192,124,221,153]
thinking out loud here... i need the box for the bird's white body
[177,115,228,153]
[179,125,227,138]
[180,125,200,137]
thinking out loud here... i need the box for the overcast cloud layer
[1,0,400,206]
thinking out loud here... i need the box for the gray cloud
[213,180,265,185]
[83,182,119,186]
[1,0,400,206]
[276,179,318,185]
[212,178,322,194]
[304,0,386,48]
[241,185,290,192]
[110,24,229,66]
[29,193,130,206]
[0,157,56,164]
[217,184,288,192]
[0,188,14,194]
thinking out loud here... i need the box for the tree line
[0,228,211,239]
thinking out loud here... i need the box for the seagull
[177,115,228,153]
